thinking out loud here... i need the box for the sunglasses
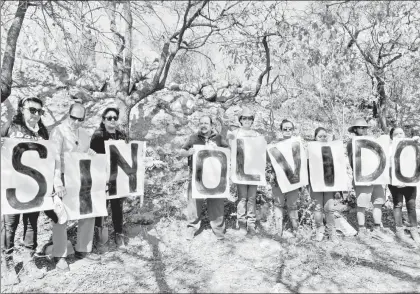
[241,116,254,121]
[105,116,118,121]
[282,128,293,131]
[70,115,84,122]
[24,107,44,116]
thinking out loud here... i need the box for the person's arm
[346,141,353,169]
[50,127,66,197]
[178,136,195,157]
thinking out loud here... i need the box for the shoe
[248,225,257,236]
[409,227,420,245]
[326,226,339,244]
[186,227,196,240]
[115,233,127,250]
[395,227,416,247]
[2,255,20,286]
[371,227,393,243]
[314,226,325,242]
[54,257,69,272]
[357,227,370,240]
[74,251,101,261]
[22,258,45,279]
[238,222,248,236]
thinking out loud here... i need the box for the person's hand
[188,148,196,156]
[396,184,406,188]
[412,136,420,143]
[87,148,96,156]
[55,186,67,198]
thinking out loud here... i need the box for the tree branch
[1,0,28,103]
[254,35,272,97]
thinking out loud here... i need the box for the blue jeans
[2,212,39,254]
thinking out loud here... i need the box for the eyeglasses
[24,107,44,116]
[105,116,118,121]
[241,116,254,121]
[282,128,293,132]
[70,115,84,122]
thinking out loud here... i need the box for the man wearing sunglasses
[49,102,98,271]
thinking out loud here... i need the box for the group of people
[1,98,419,287]
[1,97,128,285]
[179,107,420,247]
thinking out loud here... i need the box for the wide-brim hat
[348,117,369,132]
[239,107,254,117]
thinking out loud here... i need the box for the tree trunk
[1,0,28,103]
[122,1,132,94]
[374,68,388,132]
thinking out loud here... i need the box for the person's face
[240,116,254,129]
[354,126,368,136]
[392,128,405,139]
[281,122,294,139]
[22,100,43,128]
[103,111,119,130]
[68,105,85,130]
[199,117,212,135]
[315,130,328,142]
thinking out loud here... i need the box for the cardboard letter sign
[1,139,55,214]
[353,136,389,185]
[105,140,146,202]
[391,138,420,186]
[308,141,348,192]
[63,152,108,220]
[267,137,308,193]
[191,145,230,198]
[231,136,266,185]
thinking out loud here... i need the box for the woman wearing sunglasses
[309,127,339,243]
[227,107,261,236]
[266,119,302,239]
[388,127,420,246]
[90,107,127,251]
[1,97,49,285]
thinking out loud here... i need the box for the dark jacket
[182,130,229,168]
[4,122,49,140]
[90,127,127,154]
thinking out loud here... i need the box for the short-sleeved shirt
[182,131,228,168]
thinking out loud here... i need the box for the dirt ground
[1,204,420,294]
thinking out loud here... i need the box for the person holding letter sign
[347,118,393,243]
[309,127,339,243]
[179,116,229,241]
[49,103,99,271]
[90,107,128,251]
[266,119,301,239]
[388,127,420,246]
[1,97,49,285]
[227,107,261,236]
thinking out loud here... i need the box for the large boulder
[202,85,216,102]
[216,88,234,102]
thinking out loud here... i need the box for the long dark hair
[12,97,49,139]
[99,107,120,130]
[314,127,327,139]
